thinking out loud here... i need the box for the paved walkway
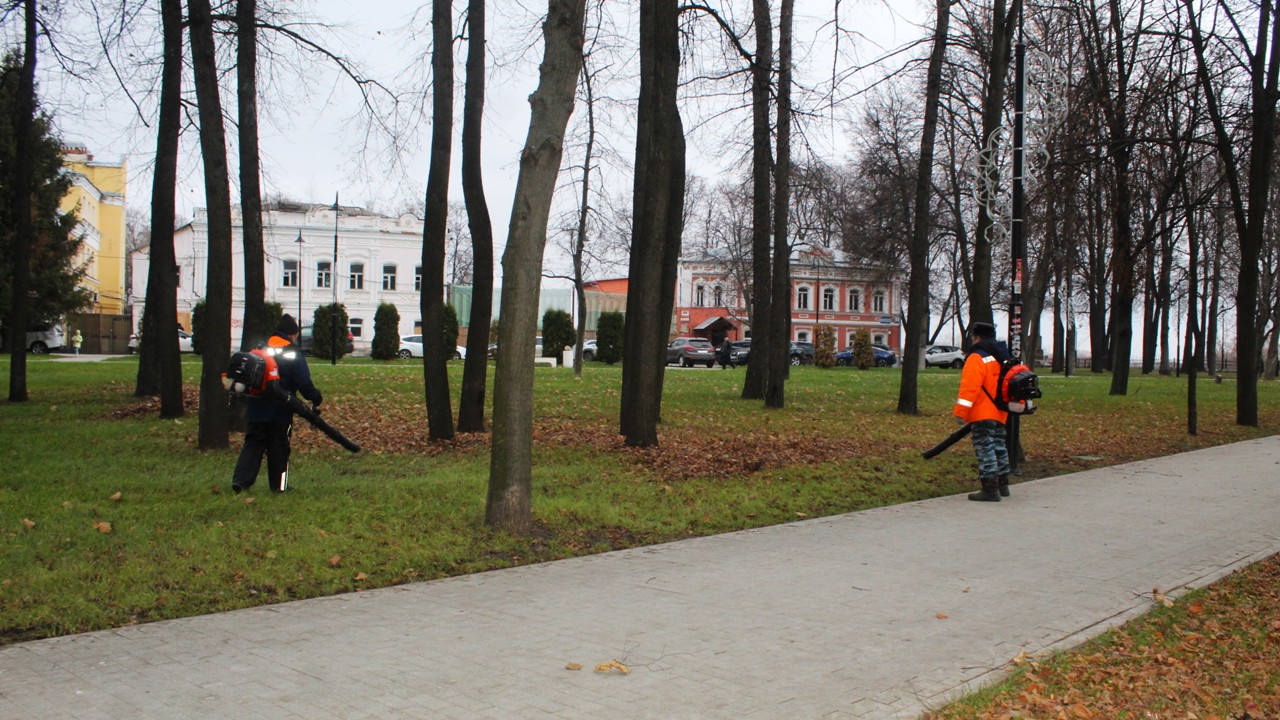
[3,437,1279,720]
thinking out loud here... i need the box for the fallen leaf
[936,613,949,620]
[594,660,631,675]
[93,521,112,534]
[265,550,277,559]
[21,518,35,529]
[565,662,582,671]
[1188,602,1203,614]
[243,497,254,505]
[355,572,367,581]
[329,555,342,567]
[109,492,122,502]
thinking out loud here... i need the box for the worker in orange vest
[953,322,1010,502]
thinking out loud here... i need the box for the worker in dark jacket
[231,314,322,493]
[953,322,1010,502]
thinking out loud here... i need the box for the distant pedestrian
[231,314,322,494]
[953,322,1010,502]
[717,340,734,369]
[71,329,83,355]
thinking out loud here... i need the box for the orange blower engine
[222,349,360,453]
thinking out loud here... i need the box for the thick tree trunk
[7,0,35,403]
[741,0,773,401]
[237,0,268,351]
[620,0,684,446]
[487,0,586,531]
[458,0,495,433]
[898,0,951,413]
[765,0,794,409]
[422,0,456,441]
[189,0,234,449]
[137,0,185,419]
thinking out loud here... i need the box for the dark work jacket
[246,333,322,424]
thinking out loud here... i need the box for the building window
[350,317,364,338]
[414,266,422,292]
[847,331,857,349]
[797,330,810,342]
[695,285,705,307]
[822,287,836,311]
[713,285,724,307]
[848,288,861,312]
[317,261,332,289]
[873,334,886,346]
[873,290,886,313]
[382,264,397,291]
[350,263,364,290]
[796,286,811,310]
[283,260,298,288]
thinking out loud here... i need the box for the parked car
[128,328,193,354]
[666,337,716,367]
[582,339,598,361]
[834,344,897,367]
[22,323,65,354]
[789,341,816,366]
[726,340,751,366]
[299,326,355,356]
[872,344,897,367]
[925,344,965,369]
[397,335,464,359]
[488,336,543,360]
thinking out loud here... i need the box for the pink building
[673,247,903,351]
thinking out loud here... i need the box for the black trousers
[232,419,293,491]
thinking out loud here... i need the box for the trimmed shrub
[853,328,874,369]
[814,325,837,368]
[371,303,401,360]
[596,311,624,364]
[541,308,576,358]
[311,303,350,360]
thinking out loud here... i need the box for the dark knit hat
[276,314,300,335]
[971,322,997,340]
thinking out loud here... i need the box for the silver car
[925,345,965,368]
[666,337,715,367]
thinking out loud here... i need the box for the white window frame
[350,262,365,290]
[316,260,332,289]
[796,285,811,311]
[283,259,299,288]
[382,264,397,291]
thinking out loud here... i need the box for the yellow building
[60,143,127,314]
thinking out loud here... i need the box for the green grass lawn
[1,355,1276,643]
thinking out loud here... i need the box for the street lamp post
[294,231,304,323]
[331,194,339,366]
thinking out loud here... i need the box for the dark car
[727,340,751,366]
[789,341,815,366]
[666,337,716,367]
[834,345,897,367]
[872,344,897,367]
[298,325,354,356]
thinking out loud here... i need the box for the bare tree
[237,0,270,351]
[1184,0,1280,425]
[458,0,495,433]
[486,0,586,532]
[422,0,455,441]
[619,0,684,447]
[6,0,35,403]
[898,0,952,414]
[136,0,184,419]
[189,0,234,449]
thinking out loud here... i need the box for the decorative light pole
[1008,0,1026,470]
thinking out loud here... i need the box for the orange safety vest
[953,350,1008,424]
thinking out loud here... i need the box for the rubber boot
[968,476,1001,502]
[998,473,1010,497]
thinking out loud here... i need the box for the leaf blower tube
[223,350,360,453]
[922,423,971,460]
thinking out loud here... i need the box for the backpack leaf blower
[222,350,361,453]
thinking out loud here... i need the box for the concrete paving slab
[2,436,1278,719]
